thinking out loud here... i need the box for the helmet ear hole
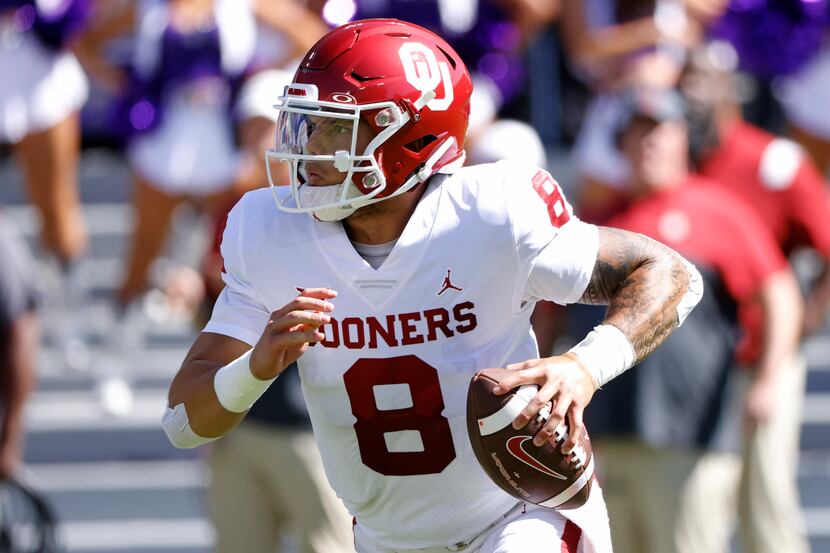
[403,134,438,153]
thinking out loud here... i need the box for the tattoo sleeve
[579,227,691,362]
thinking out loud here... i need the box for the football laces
[534,402,586,468]
[568,444,587,468]
[535,403,552,424]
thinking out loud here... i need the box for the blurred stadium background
[1,0,829,552]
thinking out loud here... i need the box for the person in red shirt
[685,47,830,336]
[682,46,828,553]
[585,87,803,553]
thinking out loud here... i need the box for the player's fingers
[512,381,556,430]
[270,328,326,348]
[562,404,585,454]
[296,287,338,300]
[289,296,336,314]
[493,365,545,395]
[252,327,325,375]
[505,358,543,372]
[269,310,331,333]
[535,392,571,447]
[269,297,335,321]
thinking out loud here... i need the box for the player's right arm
[166,333,251,441]
[163,289,335,447]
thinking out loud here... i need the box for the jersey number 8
[343,355,456,476]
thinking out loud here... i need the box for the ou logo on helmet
[398,42,454,111]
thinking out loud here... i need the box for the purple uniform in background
[353,0,526,109]
[710,0,829,78]
[112,17,250,143]
[0,0,91,50]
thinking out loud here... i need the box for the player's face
[302,116,376,186]
[620,117,689,193]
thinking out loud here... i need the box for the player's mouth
[305,170,326,184]
[303,162,337,185]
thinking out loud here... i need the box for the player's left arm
[496,226,702,453]
[578,226,696,361]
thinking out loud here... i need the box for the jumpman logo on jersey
[437,269,463,296]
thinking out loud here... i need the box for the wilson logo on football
[505,436,567,480]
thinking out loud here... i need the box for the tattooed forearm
[580,227,691,362]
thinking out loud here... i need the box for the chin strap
[416,137,457,181]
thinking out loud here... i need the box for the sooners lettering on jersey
[314,302,477,349]
[204,160,598,550]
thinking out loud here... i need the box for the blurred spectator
[0,0,90,266]
[79,0,325,417]
[235,0,328,190]
[684,41,830,336]
[199,200,354,553]
[113,0,328,309]
[580,87,802,553]
[560,0,727,221]
[331,0,556,167]
[0,216,39,481]
[73,0,144,145]
[68,0,256,415]
[0,0,93,374]
[682,43,827,553]
[525,0,725,376]
[111,0,255,308]
[561,0,709,90]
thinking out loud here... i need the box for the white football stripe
[478,385,537,436]
[539,455,595,509]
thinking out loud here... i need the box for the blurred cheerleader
[114,0,252,307]
[235,0,327,191]
[113,0,325,308]
[0,0,90,265]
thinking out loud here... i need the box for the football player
[163,19,703,552]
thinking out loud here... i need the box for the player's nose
[304,132,324,155]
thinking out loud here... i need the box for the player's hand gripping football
[249,288,336,380]
[493,353,596,454]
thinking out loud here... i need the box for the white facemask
[298,183,361,222]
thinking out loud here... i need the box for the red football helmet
[266,18,473,221]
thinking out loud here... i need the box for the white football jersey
[203,160,600,550]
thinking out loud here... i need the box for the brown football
[466,368,594,509]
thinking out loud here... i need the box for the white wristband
[213,350,276,413]
[677,256,703,327]
[568,324,636,388]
